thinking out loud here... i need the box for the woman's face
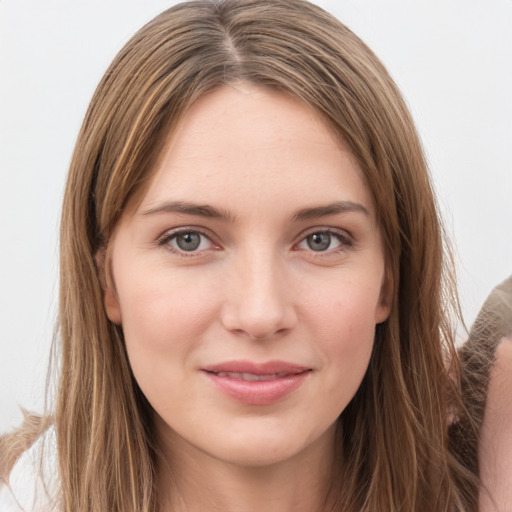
[104,84,390,468]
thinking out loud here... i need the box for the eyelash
[295,228,353,256]
[157,228,218,256]
[156,227,353,256]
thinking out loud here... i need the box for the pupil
[307,232,330,251]
[177,232,201,251]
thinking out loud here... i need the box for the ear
[104,286,122,325]
[95,249,122,325]
[375,266,393,324]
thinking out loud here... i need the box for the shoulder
[479,336,512,511]
[456,275,512,510]
[0,426,58,512]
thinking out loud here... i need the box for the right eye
[159,229,215,254]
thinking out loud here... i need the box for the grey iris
[307,232,330,251]
[176,232,201,251]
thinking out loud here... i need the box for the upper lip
[201,360,311,375]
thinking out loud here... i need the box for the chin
[213,442,306,468]
[206,421,336,469]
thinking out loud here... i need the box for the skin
[104,84,390,512]
[479,336,512,512]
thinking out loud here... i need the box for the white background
[1,0,511,433]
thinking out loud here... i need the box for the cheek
[115,270,223,418]
[116,269,220,358]
[305,275,382,335]
[304,278,381,384]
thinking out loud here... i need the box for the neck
[157,426,337,512]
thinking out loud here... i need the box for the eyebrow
[292,201,370,221]
[141,201,236,222]
[141,199,369,223]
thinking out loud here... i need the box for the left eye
[163,231,214,253]
[298,231,345,252]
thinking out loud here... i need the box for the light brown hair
[2,1,480,510]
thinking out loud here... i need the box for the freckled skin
[104,84,390,511]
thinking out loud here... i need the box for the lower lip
[203,371,310,405]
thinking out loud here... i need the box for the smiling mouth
[208,371,305,381]
[202,362,311,405]
[202,360,310,375]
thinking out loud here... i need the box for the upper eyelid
[293,227,354,253]
[296,226,352,242]
[155,225,353,248]
[157,226,215,242]
[156,227,220,255]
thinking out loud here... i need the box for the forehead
[138,84,375,219]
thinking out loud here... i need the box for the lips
[201,360,311,405]
[213,371,293,381]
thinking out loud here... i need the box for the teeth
[215,372,288,381]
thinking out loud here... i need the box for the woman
[0,0,508,510]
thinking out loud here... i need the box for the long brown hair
[3,0,480,510]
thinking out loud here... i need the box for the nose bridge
[222,245,296,339]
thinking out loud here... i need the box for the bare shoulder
[479,336,512,511]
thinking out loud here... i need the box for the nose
[220,250,297,341]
